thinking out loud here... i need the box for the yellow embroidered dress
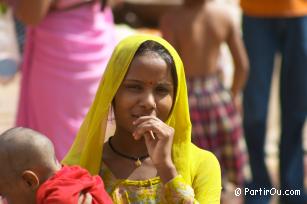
[63,35,221,203]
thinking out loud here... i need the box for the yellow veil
[62,34,193,184]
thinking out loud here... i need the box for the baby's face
[0,175,11,202]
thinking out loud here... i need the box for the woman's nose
[140,91,156,110]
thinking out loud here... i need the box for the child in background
[0,127,112,204]
[160,0,249,199]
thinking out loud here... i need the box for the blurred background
[0,0,306,203]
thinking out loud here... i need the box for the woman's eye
[156,86,170,94]
[126,84,142,91]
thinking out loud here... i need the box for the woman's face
[113,52,175,134]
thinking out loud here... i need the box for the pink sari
[16,2,116,159]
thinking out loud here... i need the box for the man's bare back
[160,0,248,98]
[160,3,249,203]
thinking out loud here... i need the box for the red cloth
[36,166,113,204]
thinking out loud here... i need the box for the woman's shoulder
[188,144,222,202]
[189,143,220,169]
[190,143,217,158]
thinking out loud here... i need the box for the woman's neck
[112,130,148,157]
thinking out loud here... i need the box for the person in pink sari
[3,0,116,160]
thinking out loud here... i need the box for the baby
[0,127,112,204]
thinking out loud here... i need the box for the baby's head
[0,127,61,204]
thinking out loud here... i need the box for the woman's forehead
[125,54,173,81]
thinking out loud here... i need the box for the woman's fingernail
[149,130,155,140]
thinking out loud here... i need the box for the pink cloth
[16,2,116,159]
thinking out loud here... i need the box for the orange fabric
[36,166,113,204]
[240,0,307,17]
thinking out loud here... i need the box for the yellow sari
[63,34,221,203]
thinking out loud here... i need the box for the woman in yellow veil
[63,34,221,203]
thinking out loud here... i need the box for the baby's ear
[21,170,40,189]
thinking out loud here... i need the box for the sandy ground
[0,74,19,133]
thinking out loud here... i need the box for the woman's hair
[134,40,178,95]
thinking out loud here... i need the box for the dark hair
[134,40,178,95]
[101,0,106,10]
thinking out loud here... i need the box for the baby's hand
[78,193,92,204]
[0,196,5,204]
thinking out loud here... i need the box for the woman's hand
[78,193,92,204]
[133,116,177,183]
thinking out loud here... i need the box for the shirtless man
[160,0,248,99]
[160,0,249,202]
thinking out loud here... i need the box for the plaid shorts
[187,75,247,186]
